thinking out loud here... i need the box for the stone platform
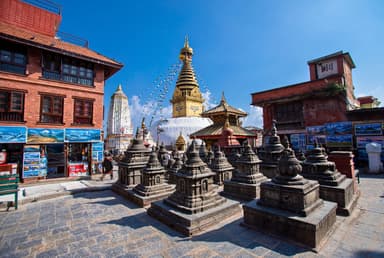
[148,198,241,236]
[319,178,360,216]
[112,183,174,207]
[223,180,262,201]
[243,199,337,250]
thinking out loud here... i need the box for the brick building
[0,0,122,181]
[251,51,358,135]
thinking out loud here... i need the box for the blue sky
[55,0,384,129]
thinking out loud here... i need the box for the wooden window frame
[0,89,25,122]
[0,40,27,75]
[39,94,64,124]
[73,98,94,125]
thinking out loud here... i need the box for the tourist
[101,152,113,181]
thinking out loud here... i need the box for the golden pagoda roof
[202,92,247,117]
[176,132,186,144]
[190,123,255,138]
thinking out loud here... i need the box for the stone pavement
[0,173,383,257]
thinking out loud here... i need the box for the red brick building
[0,0,122,181]
[251,51,358,135]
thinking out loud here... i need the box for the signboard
[65,129,101,142]
[326,122,353,135]
[68,163,88,177]
[23,145,47,178]
[316,59,338,79]
[92,142,104,162]
[354,123,382,136]
[0,126,27,143]
[27,128,64,143]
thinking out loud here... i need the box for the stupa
[148,140,241,236]
[243,142,337,249]
[210,147,234,186]
[259,121,285,178]
[301,144,359,215]
[105,84,134,154]
[150,37,213,147]
[123,148,176,207]
[223,142,269,200]
[113,132,150,191]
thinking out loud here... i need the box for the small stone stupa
[167,153,183,184]
[126,148,176,207]
[243,142,337,249]
[223,142,269,200]
[148,140,241,236]
[210,147,234,186]
[301,144,359,216]
[259,121,284,178]
[114,131,151,190]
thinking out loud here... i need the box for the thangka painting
[326,122,353,135]
[0,126,27,143]
[354,123,383,136]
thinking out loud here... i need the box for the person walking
[101,152,113,181]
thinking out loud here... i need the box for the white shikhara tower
[105,84,134,153]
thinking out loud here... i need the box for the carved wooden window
[40,94,64,124]
[0,40,27,75]
[0,90,24,122]
[73,98,93,125]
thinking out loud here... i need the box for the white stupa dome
[150,117,213,147]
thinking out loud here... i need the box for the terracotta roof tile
[0,21,123,68]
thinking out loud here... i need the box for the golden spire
[179,35,193,62]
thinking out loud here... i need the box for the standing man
[101,152,113,181]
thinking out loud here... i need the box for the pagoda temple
[150,37,212,147]
[191,92,256,150]
[105,84,134,154]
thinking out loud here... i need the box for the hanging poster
[65,129,101,142]
[326,122,353,135]
[23,145,40,178]
[0,126,27,143]
[356,136,384,149]
[326,134,353,147]
[91,142,104,162]
[27,128,64,143]
[290,134,306,151]
[306,125,326,135]
[354,123,382,136]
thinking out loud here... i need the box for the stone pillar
[328,151,358,193]
[366,143,383,173]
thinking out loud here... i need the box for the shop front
[0,126,104,182]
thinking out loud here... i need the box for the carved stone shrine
[243,143,337,249]
[301,145,359,216]
[210,147,234,186]
[148,140,241,236]
[223,142,268,200]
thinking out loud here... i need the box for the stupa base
[223,180,263,201]
[243,200,337,250]
[319,178,359,216]
[148,199,241,236]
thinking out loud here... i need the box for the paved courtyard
[0,174,383,258]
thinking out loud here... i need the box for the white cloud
[241,106,263,128]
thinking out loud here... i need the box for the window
[40,94,64,124]
[42,52,94,86]
[0,90,24,122]
[274,101,304,129]
[0,40,27,75]
[73,98,93,125]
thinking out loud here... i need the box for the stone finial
[273,142,307,185]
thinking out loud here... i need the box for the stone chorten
[115,132,151,188]
[128,148,175,207]
[301,144,359,215]
[259,121,284,178]
[148,140,241,236]
[243,143,337,249]
[167,153,183,184]
[210,147,234,186]
[223,142,269,200]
